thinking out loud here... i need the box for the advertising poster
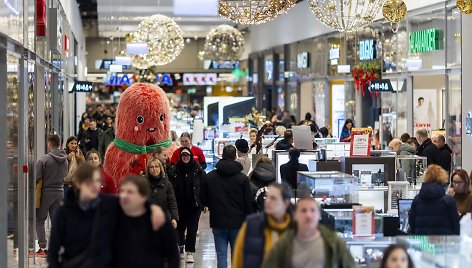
[413,89,439,132]
[349,128,373,157]
[331,83,345,139]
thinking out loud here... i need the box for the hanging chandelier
[219,0,297,25]
[309,0,386,32]
[131,14,184,68]
[204,25,245,61]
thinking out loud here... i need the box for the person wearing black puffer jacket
[280,147,309,189]
[248,156,276,211]
[409,165,460,235]
[146,158,178,229]
[201,145,253,268]
[168,147,205,264]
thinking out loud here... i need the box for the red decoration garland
[352,67,380,97]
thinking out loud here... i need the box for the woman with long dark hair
[340,119,354,142]
[64,136,85,191]
[86,149,117,194]
[232,183,294,268]
[168,147,205,263]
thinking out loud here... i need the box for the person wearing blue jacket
[409,164,460,235]
[339,119,354,142]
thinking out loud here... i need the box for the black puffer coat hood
[215,159,243,177]
[251,162,275,184]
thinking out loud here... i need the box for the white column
[461,14,472,171]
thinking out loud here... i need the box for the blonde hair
[423,164,448,184]
[275,126,287,136]
[146,158,165,179]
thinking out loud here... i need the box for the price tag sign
[349,128,372,157]
[352,206,375,237]
[71,81,93,93]
[368,79,394,93]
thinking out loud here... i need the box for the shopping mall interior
[2,0,472,267]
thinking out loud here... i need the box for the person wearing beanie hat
[168,147,205,263]
[235,139,251,175]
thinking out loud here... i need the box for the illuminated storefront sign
[297,52,310,69]
[359,39,377,61]
[409,28,443,53]
[105,73,218,86]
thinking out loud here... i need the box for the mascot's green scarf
[113,137,172,154]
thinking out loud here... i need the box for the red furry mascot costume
[104,83,171,183]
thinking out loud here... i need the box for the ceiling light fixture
[203,25,245,61]
[219,0,296,25]
[131,14,184,68]
[309,0,386,32]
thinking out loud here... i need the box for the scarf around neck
[113,137,172,154]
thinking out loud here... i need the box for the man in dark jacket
[201,145,253,268]
[432,134,452,173]
[114,175,179,268]
[415,128,439,166]
[98,123,115,162]
[280,147,309,189]
[36,135,68,256]
[275,130,294,151]
[83,119,103,153]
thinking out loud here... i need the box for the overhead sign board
[71,81,93,92]
[359,39,377,61]
[367,79,394,93]
[409,28,443,53]
[95,59,131,70]
[207,60,240,70]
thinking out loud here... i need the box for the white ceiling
[97,0,231,38]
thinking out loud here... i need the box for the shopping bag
[461,213,472,237]
[35,179,43,209]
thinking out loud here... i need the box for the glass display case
[325,209,385,238]
[296,171,359,205]
[394,155,427,185]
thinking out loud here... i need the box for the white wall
[59,0,87,134]
[462,14,472,171]
[247,0,446,53]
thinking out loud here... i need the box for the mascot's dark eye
[160,114,165,121]
[136,116,144,124]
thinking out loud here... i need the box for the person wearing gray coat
[389,139,416,182]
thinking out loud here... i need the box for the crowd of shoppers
[32,103,472,268]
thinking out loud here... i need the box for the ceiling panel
[96,0,230,38]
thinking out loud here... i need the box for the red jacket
[170,146,207,170]
[100,166,118,194]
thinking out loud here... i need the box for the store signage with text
[96,59,132,70]
[297,52,310,69]
[208,60,240,70]
[183,73,217,86]
[349,128,372,157]
[71,81,93,92]
[367,79,394,93]
[106,73,174,87]
[359,40,377,61]
[409,28,443,53]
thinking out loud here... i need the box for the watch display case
[296,171,359,205]
[394,155,427,185]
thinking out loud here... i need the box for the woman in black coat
[168,147,205,262]
[280,147,309,189]
[409,165,460,235]
[146,158,179,229]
